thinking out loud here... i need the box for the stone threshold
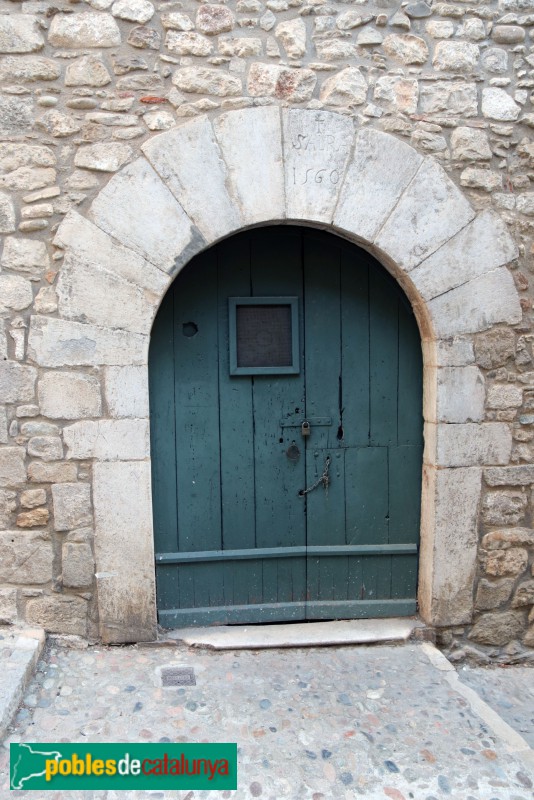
[163,617,425,650]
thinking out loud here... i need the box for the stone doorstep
[163,617,426,650]
[0,627,46,742]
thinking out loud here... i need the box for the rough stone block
[475,578,514,611]
[0,588,17,624]
[0,16,44,53]
[474,327,516,369]
[62,542,94,588]
[105,366,149,418]
[0,237,49,278]
[54,211,169,296]
[16,508,49,528]
[482,88,521,121]
[450,127,491,161]
[482,548,528,576]
[38,372,102,420]
[481,528,534,550]
[0,95,33,138]
[57,255,157,335]
[0,448,26,487]
[468,611,526,646]
[28,316,147,368]
[0,531,53,584]
[64,419,149,461]
[410,210,518,301]
[93,461,157,642]
[0,362,36,403]
[0,56,59,83]
[173,66,241,96]
[90,158,198,273]
[143,117,242,243]
[48,13,121,48]
[319,67,367,106]
[419,81,477,116]
[27,436,63,462]
[28,461,77,483]
[65,55,111,87]
[487,384,522,409]
[511,580,534,608]
[484,466,534,486]
[427,269,522,338]
[432,41,479,71]
[425,422,512,467]
[0,191,15,234]
[52,482,92,531]
[20,488,46,508]
[377,157,475,271]
[74,143,132,172]
[419,465,481,625]
[214,107,285,227]
[25,595,87,636]
[482,491,527,526]
[0,275,33,313]
[282,109,353,224]
[424,366,485,423]
[334,128,422,241]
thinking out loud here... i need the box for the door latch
[301,420,311,437]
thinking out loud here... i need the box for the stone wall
[0,0,534,657]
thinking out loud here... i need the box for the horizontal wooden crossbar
[156,543,418,564]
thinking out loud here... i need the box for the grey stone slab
[376,156,475,271]
[89,157,199,273]
[166,618,421,649]
[213,107,285,226]
[142,117,242,242]
[282,108,354,224]
[334,128,423,242]
[0,629,45,742]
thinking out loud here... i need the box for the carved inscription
[289,114,349,188]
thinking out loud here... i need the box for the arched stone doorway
[149,225,423,626]
[42,107,521,642]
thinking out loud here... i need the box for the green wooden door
[150,227,423,628]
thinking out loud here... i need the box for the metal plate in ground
[161,666,196,687]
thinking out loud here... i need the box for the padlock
[301,420,311,437]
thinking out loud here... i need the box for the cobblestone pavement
[456,665,534,750]
[0,642,533,800]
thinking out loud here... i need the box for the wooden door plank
[303,231,341,451]
[388,444,423,545]
[340,249,370,447]
[345,446,389,545]
[149,288,178,555]
[217,235,256,550]
[369,270,399,446]
[173,249,222,553]
[250,229,306,551]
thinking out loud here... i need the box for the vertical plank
[250,228,306,551]
[388,444,422,544]
[369,269,399,446]
[398,305,423,446]
[173,249,222,553]
[340,247,370,447]
[303,230,341,451]
[249,228,307,610]
[217,234,256,551]
[149,288,178,556]
[345,447,389,545]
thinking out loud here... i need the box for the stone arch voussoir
[29,107,522,642]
